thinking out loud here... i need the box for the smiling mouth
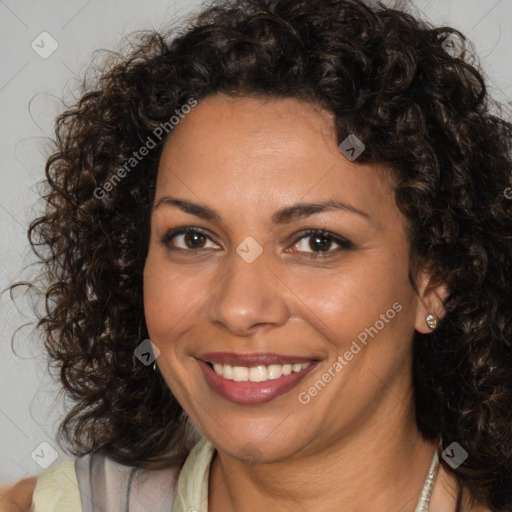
[198,358,318,404]
[207,361,314,383]
[196,351,320,404]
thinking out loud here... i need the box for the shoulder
[32,460,81,512]
[33,449,186,512]
[31,442,199,512]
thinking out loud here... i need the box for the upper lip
[197,352,317,367]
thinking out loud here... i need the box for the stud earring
[425,314,438,330]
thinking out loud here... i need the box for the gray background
[0,0,510,481]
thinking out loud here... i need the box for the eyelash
[159,227,353,258]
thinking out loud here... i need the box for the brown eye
[160,227,218,251]
[183,232,207,248]
[290,229,353,256]
[309,234,333,252]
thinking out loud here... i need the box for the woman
[6,0,512,510]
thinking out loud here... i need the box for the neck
[208,395,438,512]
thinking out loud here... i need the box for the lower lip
[197,359,318,405]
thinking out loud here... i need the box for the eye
[288,229,353,257]
[160,227,353,257]
[160,227,218,251]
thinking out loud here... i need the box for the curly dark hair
[11,0,512,509]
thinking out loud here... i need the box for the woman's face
[143,93,437,462]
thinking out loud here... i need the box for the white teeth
[232,366,249,382]
[249,366,268,382]
[211,362,312,382]
[223,364,233,380]
[267,365,283,379]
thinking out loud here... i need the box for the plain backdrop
[0,0,511,481]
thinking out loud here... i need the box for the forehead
[155,94,398,226]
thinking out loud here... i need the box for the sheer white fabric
[74,450,181,512]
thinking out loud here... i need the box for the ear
[413,266,450,334]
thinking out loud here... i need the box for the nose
[206,248,290,337]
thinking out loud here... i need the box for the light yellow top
[31,460,81,512]
[30,437,214,512]
[171,436,214,512]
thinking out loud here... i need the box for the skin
[2,93,489,512]
[143,93,487,511]
[0,477,37,512]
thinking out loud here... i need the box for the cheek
[143,255,181,340]
[283,256,414,349]
[143,254,212,344]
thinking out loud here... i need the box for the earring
[153,362,157,371]
[425,314,438,330]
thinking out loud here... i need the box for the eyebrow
[152,196,371,224]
